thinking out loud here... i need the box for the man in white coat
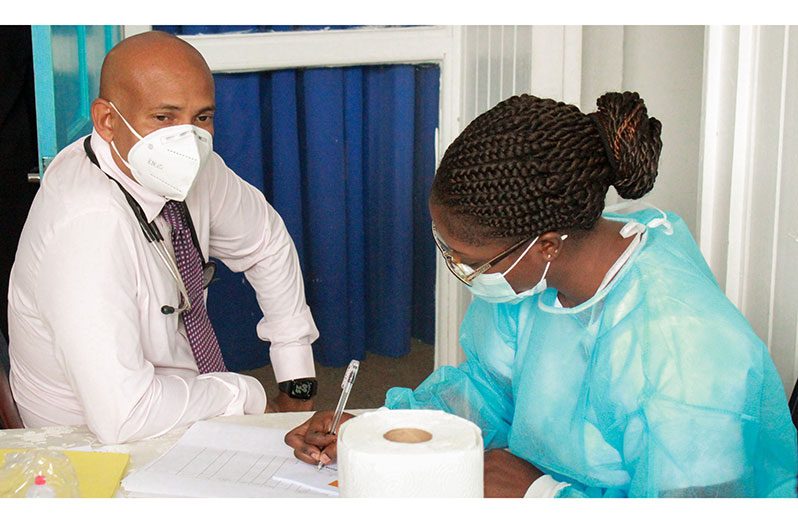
[7,31,320,443]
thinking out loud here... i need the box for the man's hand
[266,391,314,413]
[484,448,544,498]
[284,410,355,465]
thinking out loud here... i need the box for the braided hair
[430,91,663,244]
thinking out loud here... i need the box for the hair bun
[590,91,662,200]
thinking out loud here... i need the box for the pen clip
[341,360,359,389]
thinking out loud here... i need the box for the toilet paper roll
[337,409,484,497]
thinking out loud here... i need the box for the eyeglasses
[431,223,534,286]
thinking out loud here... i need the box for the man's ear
[91,98,114,142]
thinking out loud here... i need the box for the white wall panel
[513,26,533,98]
[580,26,624,112]
[562,27,583,106]
[475,26,490,117]
[530,26,566,100]
[768,26,798,392]
[488,27,503,109]
[462,26,478,125]
[501,27,516,100]
[434,27,467,369]
[581,26,625,206]
[725,26,759,309]
[697,26,739,289]
[699,25,798,393]
[622,26,705,236]
[580,26,704,218]
[462,26,583,122]
[744,27,787,348]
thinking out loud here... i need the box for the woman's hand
[484,448,544,497]
[283,410,355,465]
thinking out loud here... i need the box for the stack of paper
[122,421,338,497]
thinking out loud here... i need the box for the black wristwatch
[278,378,318,400]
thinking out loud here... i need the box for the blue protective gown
[386,209,798,497]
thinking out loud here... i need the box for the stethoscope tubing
[82,136,213,314]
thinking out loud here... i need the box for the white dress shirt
[8,130,319,444]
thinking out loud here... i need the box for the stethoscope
[83,136,216,315]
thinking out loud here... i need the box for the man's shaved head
[92,30,216,179]
[99,31,213,104]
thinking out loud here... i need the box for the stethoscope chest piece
[160,305,176,315]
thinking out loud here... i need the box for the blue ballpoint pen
[318,359,359,471]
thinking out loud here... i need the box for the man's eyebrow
[149,104,182,111]
[146,104,216,113]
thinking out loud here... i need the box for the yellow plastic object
[0,448,129,498]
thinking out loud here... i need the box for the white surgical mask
[108,101,213,201]
[467,234,568,304]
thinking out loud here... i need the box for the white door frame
[124,25,468,368]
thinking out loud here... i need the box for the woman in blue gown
[285,91,797,497]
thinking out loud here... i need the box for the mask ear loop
[109,140,134,171]
[108,101,144,140]
[108,101,145,170]
[503,233,569,277]
[502,236,539,277]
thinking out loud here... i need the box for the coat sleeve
[204,158,318,382]
[36,210,266,444]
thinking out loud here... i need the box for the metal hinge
[28,156,53,183]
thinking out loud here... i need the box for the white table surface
[0,411,360,497]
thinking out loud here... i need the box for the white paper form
[121,420,338,497]
[272,461,338,495]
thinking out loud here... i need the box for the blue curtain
[156,26,439,369]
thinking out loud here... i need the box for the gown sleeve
[385,299,517,449]
[555,351,796,498]
[553,215,798,497]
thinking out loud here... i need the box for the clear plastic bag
[0,450,81,497]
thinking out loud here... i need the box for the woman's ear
[538,231,567,262]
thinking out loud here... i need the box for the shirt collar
[89,129,167,222]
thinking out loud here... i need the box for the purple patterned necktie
[161,200,227,373]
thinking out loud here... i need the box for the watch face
[294,382,313,396]
[283,379,317,399]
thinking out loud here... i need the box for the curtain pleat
[364,66,416,359]
[343,68,367,367]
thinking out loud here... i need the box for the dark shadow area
[0,26,40,342]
